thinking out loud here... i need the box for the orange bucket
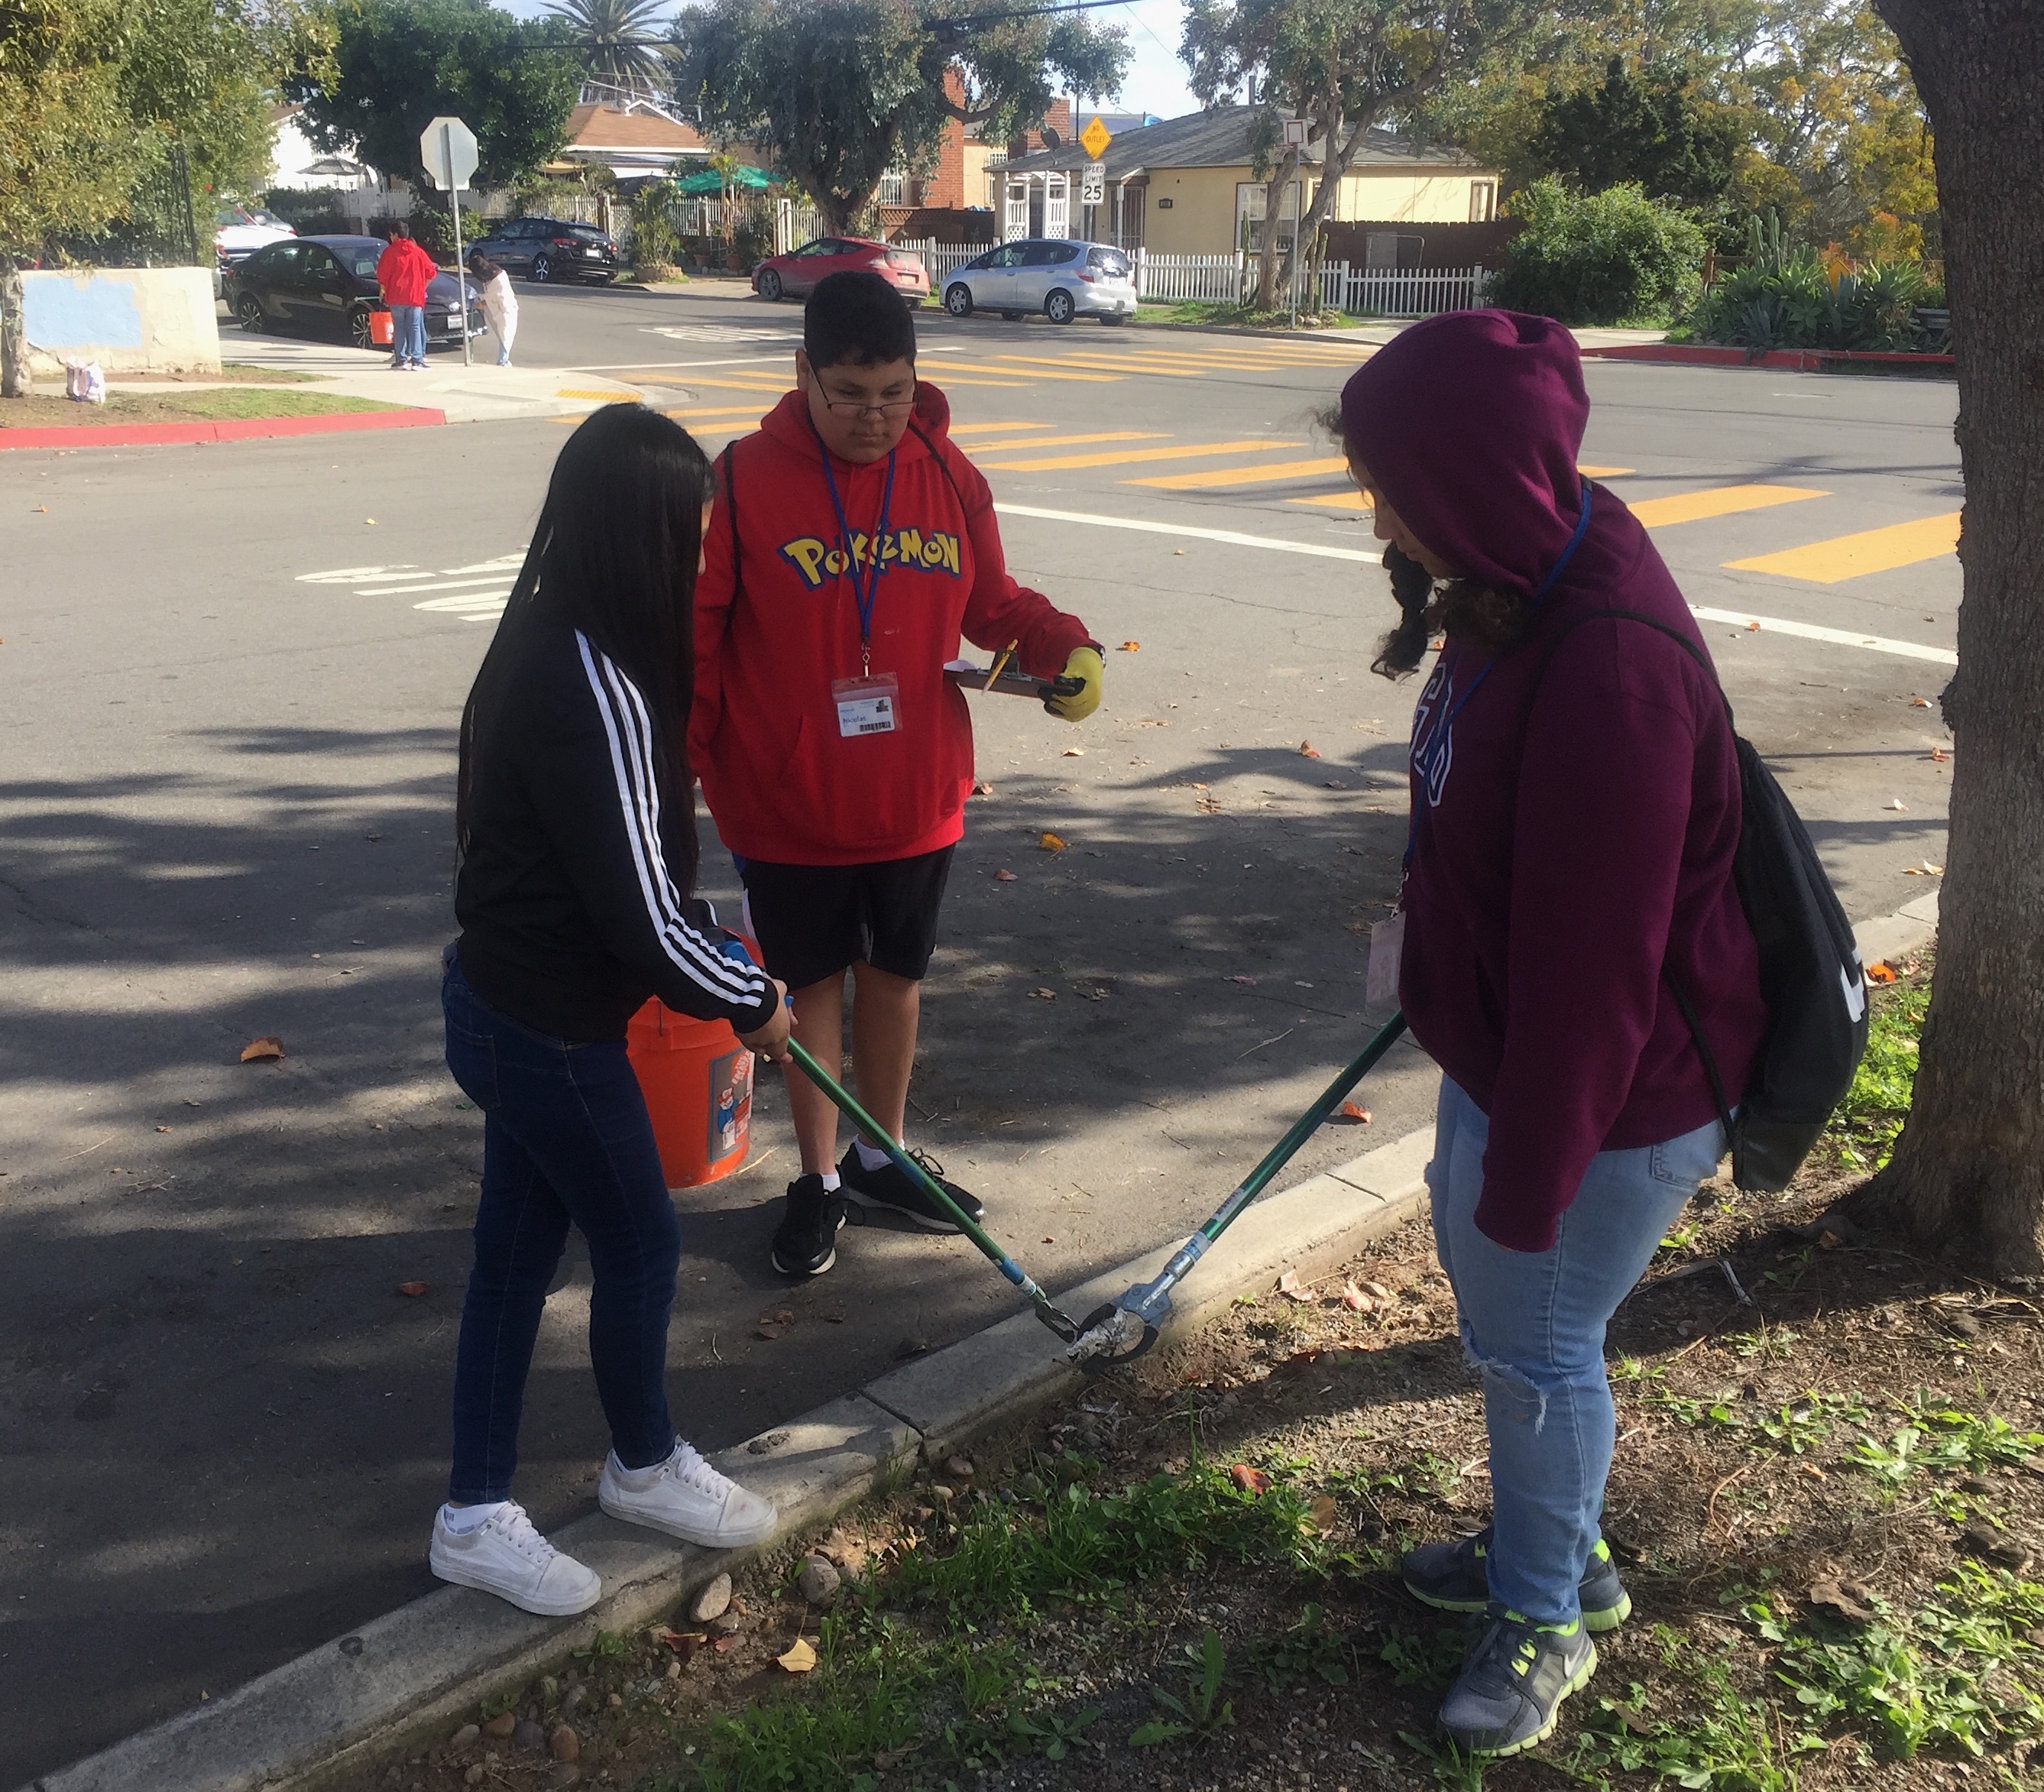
[626,999,754,1188]
[368,309,394,346]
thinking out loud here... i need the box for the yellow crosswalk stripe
[970,431,1168,452]
[1579,465,1635,478]
[979,439,1304,472]
[963,362,1122,382]
[1126,455,1349,490]
[1627,484,1829,528]
[1288,491,1370,510]
[946,421,1050,435]
[659,404,770,419]
[990,352,1315,378]
[1725,512,1961,583]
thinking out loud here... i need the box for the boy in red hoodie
[692,271,1102,1277]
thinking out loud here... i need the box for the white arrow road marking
[293,565,424,585]
[293,554,521,624]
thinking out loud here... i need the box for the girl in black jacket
[431,405,792,1615]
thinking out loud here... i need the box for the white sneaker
[429,1502,602,1616]
[597,1439,779,1547]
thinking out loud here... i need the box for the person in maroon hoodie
[692,271,1103,1278]
[1327,311,1767,1758]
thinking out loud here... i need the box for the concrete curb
[0,408,445,452]
[24,1124,1437,1792]
[1855,889,1939,971]
[1579,342,1955,375]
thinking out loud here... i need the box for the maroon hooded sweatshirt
[1342,310,1767,1252]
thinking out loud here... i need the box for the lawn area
[1135,300,1369,331]
[0,387,408,428]
[346,953,2044,1792]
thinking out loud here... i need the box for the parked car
[464,216,620,284]
[941,241,1136,324]
[215,205,296,269]
[222,236,486,353]
[750,238,931,304]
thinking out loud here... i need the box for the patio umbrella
[675,164,773,194]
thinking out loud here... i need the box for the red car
[751,237,931,304]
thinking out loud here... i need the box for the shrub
[1686,254,1940,352]
[1484,177,1708,326]
[632,180,680,268]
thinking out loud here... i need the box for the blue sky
[492,1,1203,119]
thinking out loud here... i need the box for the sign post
[419,115,480,367]
[1080,161,1105,206]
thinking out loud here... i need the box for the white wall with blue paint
[23,268,221,375]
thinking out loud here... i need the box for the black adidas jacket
[454,617,777,1043]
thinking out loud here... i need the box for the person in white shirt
[468,251,518,367]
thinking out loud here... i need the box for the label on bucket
[708,1045,753,1165]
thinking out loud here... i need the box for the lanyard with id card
[813,416,901,737]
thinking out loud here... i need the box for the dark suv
[465,216,621,284]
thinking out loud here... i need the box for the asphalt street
[0,279,1958,1781]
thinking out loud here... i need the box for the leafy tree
[1181,0,1553,316]
[672,0,1128,239]
[1526,55,1742,206]
[546,0,669,101]
[1851,0,2044,1279]
[1482,174,1706,322]
[290,0,583,189]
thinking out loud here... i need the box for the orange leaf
[397,1281,429,1298]
[1339,1281,1372,1312]
[239,1036,285,1062]
[1299,740,1322,758]
[1038,831,1067,851]
[1865,961,1897,984]
[973,780,995,795]
[994,868,1019,882]
[1117,640,1142,652]
[1336,1100,1372,1124]
[1911,696,1932,708]
[1229,1463,1271,1494]
[1929,747,1948,762]
[1747,621,1761,631]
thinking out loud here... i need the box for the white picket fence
[893,240,993,283]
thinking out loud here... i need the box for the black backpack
[1527,610,1869,1191]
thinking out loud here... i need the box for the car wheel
[943,283,973,318]
[999,309,1023,321]
[532,254,553,284]
[347,305,374,351]
[1045,289,1076,325]
[758,268,783,302]
[235,293,265,332]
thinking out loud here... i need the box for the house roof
[562,103,707,156]
[1001,104,1485,178]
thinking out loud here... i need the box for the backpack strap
[1520,607,1740,1152]
[720,440,744,601]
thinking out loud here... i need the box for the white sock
[610,1444,675,1489]
[442,1500,507,1535]
[819,1171,841,1191]
[854,1138,895,1171]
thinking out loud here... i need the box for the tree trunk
[1856,0,2044,1282]
[1253,146,1301,313]
[1,257,28,399]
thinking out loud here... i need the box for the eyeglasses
[818,385,918,419]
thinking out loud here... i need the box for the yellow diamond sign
[1079,115,1112,161]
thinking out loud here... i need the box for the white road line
[414,594,511,616]
[294,565,423,585]
[1690,606,1956,666]
[996,502,1384,565]
[439,555,526,575]
[358,573,522,596]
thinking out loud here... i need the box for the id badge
[833,672,899,738]
[1367,909,1406,1009]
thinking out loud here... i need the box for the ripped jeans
[1428,1077,1725,1626]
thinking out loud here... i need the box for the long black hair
[457,403,714,882]
[467,250,500,282]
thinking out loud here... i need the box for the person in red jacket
[375,222,435,371]
[692,270,1103,1278]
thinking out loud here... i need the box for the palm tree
[546,0,674,101]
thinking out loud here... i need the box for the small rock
[549,1767,580,1788]
[944,1455,975,1481]
[692,1572,733,1622]
[482,1712,517,1739]
[513,1718,547,1753]
[1950,1314,1981,1338]
[1961,1524,2034,1572]
[708,1613,741,1636]
[449,1725,480,1749]
[895,1336,930,1358]
[930,1481,955,1502]
[1961,1476,1994,1495]
[550,1723,580,1763]
[796,1554,841,1606]
[464,1767,484,1787]
[665,1659,681,1680]
[607,1691,624,1708]
[559,1684,587,1716]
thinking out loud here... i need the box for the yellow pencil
[984,637,1019,690]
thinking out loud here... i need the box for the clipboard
[944,658,1085,701]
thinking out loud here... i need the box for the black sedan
[464,216,620,284]
[222,235,485,352]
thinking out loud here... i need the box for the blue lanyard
[811,416,896,676]
[1403,480,1595,867]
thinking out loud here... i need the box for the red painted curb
[1579,343,1954,371]
[0,407,446,451]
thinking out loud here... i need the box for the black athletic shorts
[737,845,956,992]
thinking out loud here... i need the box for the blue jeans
[390,305,426,366]
[442,955,680,1504]
[1428,1077,1725,1626]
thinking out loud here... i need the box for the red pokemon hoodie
[691,383,1094,866]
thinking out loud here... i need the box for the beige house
[999,105,1498,254]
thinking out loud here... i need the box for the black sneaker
[1401,1526,1632,1632]
[770,1174,845,1276]
[1437,1606,1598,1758]
[836,1144,983,1233]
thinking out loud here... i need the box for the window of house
[878,171,908,206]
[1469,180,1498,223]
[1234,180,1299,254]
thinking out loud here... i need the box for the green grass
[1133,299,1365,329]
[1,387,410,427]
[1829,970,1932,1170]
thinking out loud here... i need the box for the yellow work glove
[1043,645,1103,722]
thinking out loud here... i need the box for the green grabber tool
[1067,1009,1410,1373]
[784,1039,1084,1343]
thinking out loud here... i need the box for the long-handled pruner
[784,1039,1084,1343]
[1067,1010,1410,1373]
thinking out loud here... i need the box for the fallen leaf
[1298,740,1322,759]
[1807,1577,1878,1624]
[397,1281,429,1298]
[711,1632,738,1652]
[1335,1100,1372,1124]
[1226,974,1258,986]
[1118,640,1142,652]
[1886,798,1906,811]
[240,1036,285,1062]
[776,1637,818,1673]
[1361,1281,1392,1302]
[1061,746,1084,757]
[1042,1235,1055,1243]
[652,1627,706,1658]
[1617,1707,1655,1736]
[1322,779,1349,789]
[1229,1463,1271,1494]
[973,780,995,795]
[1038,831,1067,851]
[1911,695,1932,707]
[994,868,1019,881]
[1276,1269,1315,1304]
[34,505,49,514]
[1865,961,1897,984]
[364,517,377,525]
[1307,1494,1339,1537]
[1173,547,1185,556]
[1340,1281,1372,1312]
[1747,620,1761,631]
[754,1322,788,1340]
[1031,987,1057,1000]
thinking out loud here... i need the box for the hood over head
[1340,310,1590,597]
